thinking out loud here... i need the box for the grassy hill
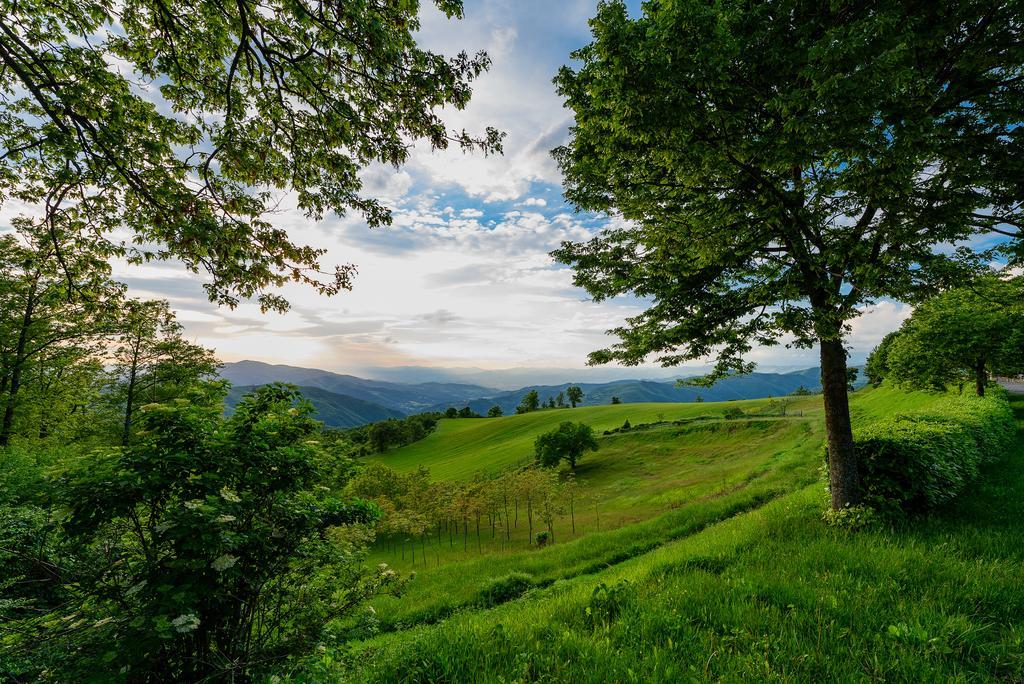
[291,386,1024,682]
[374,395,820,479]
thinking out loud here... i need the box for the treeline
[0,229,219,448]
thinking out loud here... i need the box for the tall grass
[294,391,1024,683]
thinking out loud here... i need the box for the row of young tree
[348,462,583,560]
[0,227,219,448]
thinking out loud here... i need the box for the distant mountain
[219,360,498,414]
[360,364,712,391]
[427,367,861,416]
[225,385,404,429]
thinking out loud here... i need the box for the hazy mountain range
[219,361,851,429]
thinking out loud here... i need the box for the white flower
[211,554,238,572]
[171,613,200,633]
[214,515,236,524]
[219,487,241,503]
[184,500,203,510]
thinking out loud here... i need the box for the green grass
[291,386,1024,682]
[372,397,821,480]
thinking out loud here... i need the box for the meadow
[293,388,1024,683]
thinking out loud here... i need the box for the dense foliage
[850,390,1015,516]
[883,279,1024,396]
[534,421,599,469]
[1,383,399,681]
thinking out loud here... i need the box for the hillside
[298,387,1024,682]
[225,385,404,428]
[220,361,859,425]
[424,367,859,416]
[220,360,498,413]
[376,395,820,479]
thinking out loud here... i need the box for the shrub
[847,390,1015,516]
[722,407,745,420]
[535,531,551,547]
[474,572,534,607]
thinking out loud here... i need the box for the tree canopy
[0,0,501,311]
[534,421,598,469]
[552,0,1024,509]
[885,278,1024,396]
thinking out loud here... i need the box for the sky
[9,0,914,379]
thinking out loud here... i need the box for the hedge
[849,389,1015,516]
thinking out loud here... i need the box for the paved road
[998,379,1024,394]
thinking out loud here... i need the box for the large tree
[552,0,1024,509]
[0,0,501,312]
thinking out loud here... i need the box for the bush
[848,390,1015,516]
[535,531,550,547]
[722,407,745,420]
[474,572,534,607]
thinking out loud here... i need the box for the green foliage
[487,405,503,418]
[0,0,501,311]
[849,391,1015,516]
[722,407,745,420]
[566,385,584,408]
[534,421,599,469]
[790,385,815,396]
[20,382,395,681]
[585,580,631,630]
[534,531,550,547]
[610,396,621,405]
[621,419,631,430]
[886,279,1024,396]
[345,413,441,454]
[820,504,879,531]
[516,390,540,414]
[474,572,534,608]
[551,0,1024,510]
[865,331,901,387]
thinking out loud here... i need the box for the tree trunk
[820,338,860,510]
[1,282,37,446]
[975,358,987,397]
[121,335,142,447]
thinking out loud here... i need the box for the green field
[289,386,1024,682]
[372,397,817,479]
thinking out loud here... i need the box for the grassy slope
[374,396,819,480]
[321,389,1024,683]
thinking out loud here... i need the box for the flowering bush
[36,383,399,681]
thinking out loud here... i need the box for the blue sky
[4,0,911,377]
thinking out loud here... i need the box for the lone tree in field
[553,0,1024,510]
[885,278,1024,396]
[566,385,584,408]
[0,0,501,312]
[534,421,598,470]
[487,405,503,418]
